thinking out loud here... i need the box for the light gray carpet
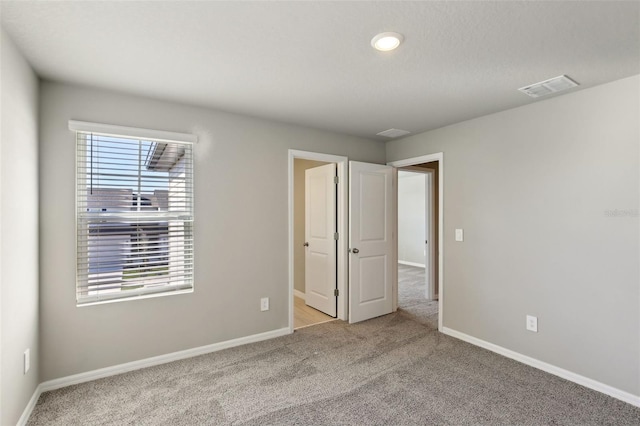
[28,265,640,425]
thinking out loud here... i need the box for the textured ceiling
[2,1,638,140]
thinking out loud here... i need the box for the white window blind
[74,123,194,305]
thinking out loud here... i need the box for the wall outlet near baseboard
[260,297,269,311]
[526,315,538,332]
[24,348,30,374]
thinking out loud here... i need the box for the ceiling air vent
[376,128,411,138]
[518,75,579,98]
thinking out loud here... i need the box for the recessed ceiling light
[371,32,404,52]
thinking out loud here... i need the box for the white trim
[19,327,290,424]
[17,384,43,426]
[69,120,197,144]
[288,150,348,332]
[398,260,426,268]
[442,327,640,408]
[39,327,289,394]
[388,153,444,332]
[293,289,306,300]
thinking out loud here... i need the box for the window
[72,121,195,305]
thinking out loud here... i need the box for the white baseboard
[441,327,640,408]
[398,260,425,268]
[17,383,43,426]
[20,325,638,422]
[19,327,291,423]
[39,327,290,393]
[293,289,305,300]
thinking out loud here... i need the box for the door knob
[351,248,359,254]
[303,242,309,247]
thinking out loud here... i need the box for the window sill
[77,287,193,307]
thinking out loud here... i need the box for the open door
[304,163,337,317]
[349,161,394,323]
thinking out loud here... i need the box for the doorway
[389,154,444,332]
[289,151,398,330]
[293,159,335,329]
[288,150,348,332]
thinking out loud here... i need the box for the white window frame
[71,120,196,306]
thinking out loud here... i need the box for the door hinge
[334,288,339,297]
[334,232,339,240]
[334,176,339,184]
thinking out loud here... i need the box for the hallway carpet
[27,266,640,425]
[398,263,438,328]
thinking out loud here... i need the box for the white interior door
[305,163,337,317]
[349,161,394,323]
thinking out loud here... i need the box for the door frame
[388,153,444,332]
[288,150,348,333]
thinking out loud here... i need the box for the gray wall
[39,81,385,381]
[293,159,329,294]
[387,75,640,396]
[398,171,426,266]
[1,29,40,425]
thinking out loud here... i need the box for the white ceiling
[2,1,638,140]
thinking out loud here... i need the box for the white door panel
[349,161,394,323]
[305,163,337,317]
[359,255,386,303]
[360,172,386,241]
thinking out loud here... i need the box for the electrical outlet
[455,229,464,242]
[526,315,538,333]
[260,297,269,312]
[24,349,30,374]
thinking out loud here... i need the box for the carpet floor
[397,263,439,328]
[27,265,640,425]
